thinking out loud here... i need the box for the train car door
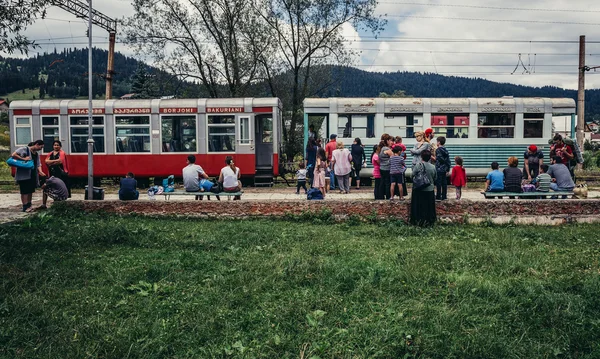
[255,114,273,169]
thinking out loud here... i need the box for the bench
[481,191,574,199]
[163,190,243,201]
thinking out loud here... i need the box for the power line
[377,2,600,13]
[344,37,600,43]
[350,48,584,56]
[384,15,600,26]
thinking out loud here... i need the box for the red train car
[9,98,282,185]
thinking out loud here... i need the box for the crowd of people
[303,130,582,226]
[10,131,582,225]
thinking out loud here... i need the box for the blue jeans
[550,183,573,199]
[329,165,336,189]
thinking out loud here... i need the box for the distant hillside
[0,48,200,99]
[1,52,599,119]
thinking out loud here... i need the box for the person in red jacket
[450,156,467,200]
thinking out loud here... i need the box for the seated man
[547,156,575,198]
[39,176,68,209]
[183,154,212,200]
[118,172,139,200]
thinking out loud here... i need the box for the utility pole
[87,0,93,199]
[577,35,585,171]
[50,0,117,99]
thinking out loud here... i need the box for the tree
[130,64,158,99]
[123,0,268,98]
[379,90,411,98]
[0,0,48,54]
[252,0,386,158]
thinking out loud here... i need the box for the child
[534,164,551,192]
[485,161,504,192]
[296,162,308,194]
[450,156,467,200]
[389,146,406,200]
[372,145,383,200]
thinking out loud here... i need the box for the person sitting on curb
[547,156,575,198]
[38,176,68,210]
[118,172,139,201]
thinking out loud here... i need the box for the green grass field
[1,207,599,358]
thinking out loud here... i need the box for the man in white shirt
[182,155,211,200]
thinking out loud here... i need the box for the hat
[528,145,537,152]
[330,134,337,140]
[425,128,433,136]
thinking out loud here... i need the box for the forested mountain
[1,51,599,119]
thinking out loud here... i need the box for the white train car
[303,97,576,176]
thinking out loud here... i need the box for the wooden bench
[163,190,243,201]
[481,191,574,199]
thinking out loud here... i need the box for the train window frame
[337,115,375,139]
[477,113,516,139]
[383,113,421,138]
[239,116,251,144]
[114,115,152,154]
[431,114,470,139]
[523,113,544,138]
[207,114,236,153]
[14,116,32,147]
[160,115,198,153]
[68,116,106,154]
[41,116,60,153]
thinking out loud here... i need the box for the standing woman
[312,148,327,198]
[331,141,353,194]
[218,156,242,200]
[45,140,71,198]
[12,140,45,212]
[305,137,318,186]
[410,131,431,167]
[351,137,366,190]
[378,134,394,200]
[410,150,437,226]
[371,144,383,199]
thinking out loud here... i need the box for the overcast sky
[6,0,600,90]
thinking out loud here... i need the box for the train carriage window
[41,116,60,152]
[240,117,250,144]
[383,114,420,138]
[15,117,32,146]
[208,115,236,152]
[523,113,544,138]
[69,116,105,153]
[432,114,469,139]
[477,113,515,139]
[161,116,197,152]
[115,115,151,153]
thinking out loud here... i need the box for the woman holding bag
[45,140,71,198]
[410,150,437,227]
[12,140,45,212]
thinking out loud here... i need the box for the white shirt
[221,166,240,188]
[182,164,205,191]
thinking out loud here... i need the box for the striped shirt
[535,173,551,192]
[390,155,406,175]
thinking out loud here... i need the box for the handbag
[412,162,431,190]
[6,158,34,169]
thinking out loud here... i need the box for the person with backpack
[550,134,576,180]
[11,140,45,212]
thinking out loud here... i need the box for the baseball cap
[425,128,433,136]
[330,134,337,140]
[528,145,537,152]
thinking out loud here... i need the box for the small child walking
[389,146,406,200]
[296,162,308,194]
[450,156,467,200]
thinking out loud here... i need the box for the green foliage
[2,210,600,358]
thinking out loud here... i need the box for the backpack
[307,187,324,200]
[162,175,175,192]
[561,137,584,164]
[412,162,432,190]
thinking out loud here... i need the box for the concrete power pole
[50,0,117,99]
[577,35,585,171]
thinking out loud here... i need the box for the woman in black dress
[45,140,71,198]
[350,137,366,190]
[410,150,437,227]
